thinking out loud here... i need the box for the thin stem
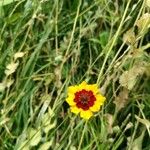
[97,0,132,85]
[77,121,87,150]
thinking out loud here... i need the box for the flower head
[66,81,106,120]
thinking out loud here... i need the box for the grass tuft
[0,0,150,149]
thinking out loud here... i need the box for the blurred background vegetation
[0,0,150,149]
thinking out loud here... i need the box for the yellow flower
[66,81,106,120]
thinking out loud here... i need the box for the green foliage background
[0,0,150,149]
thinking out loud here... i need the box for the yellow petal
[66,95,75,106]
[68,85,78,94]
[78,81,86,90]
[81,81,87,86]
[90,95,106,112]
[79,83,99,95]
[92,84,99,93]
[88,84,99,94]
[96,94,106,103]
[80,110,93,120]
[70,106,81,114]
[90,101,101,112]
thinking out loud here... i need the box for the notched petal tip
[78,81,88,90]
[81,81,87,85]
[68,86,78,93]
[96,95,106,103]
[80,110,93,120]
[70,106,81,114]
[66,97,76,106]
[90,104,100,112]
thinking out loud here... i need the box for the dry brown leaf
[130,48,144,58]
[119,71,136,90]
[136,13,150,33]
[123,29,136,45]
[114,88,129,111]
[5,62,19,76]
[54,67,62,88]
[119,64,145,90]
[104,113,114,134]
[145,0,150,8]
[14,52,25,60]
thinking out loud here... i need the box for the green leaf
[135,115,150,129]
[18,140,30,150]
[131,128,146,150]
[0,6,4,17]
[39,141,53,150]
[99,31,109,48]
[5,13,22,24]
[28,128,41,146]
[0,0,17,6]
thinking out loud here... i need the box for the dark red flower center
[74,89,96,110]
